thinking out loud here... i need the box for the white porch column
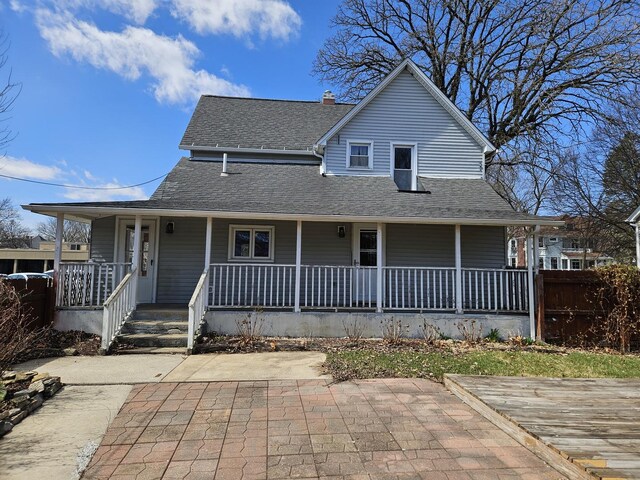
[526,232,536,339]
[205,217,213,269]
[294,220,302,313]
[376,222,383,313]
[132,216,142,272]
[635,222,640,269]
[533,228,540,273]
[455,225,463,313]
[53,212,64,280]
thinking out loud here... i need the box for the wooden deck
[445,376,640,480]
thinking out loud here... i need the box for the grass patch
[325,349,640,382]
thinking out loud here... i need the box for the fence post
[535,273,545,342]
[526,234,536,339]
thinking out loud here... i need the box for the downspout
[221,153,228,176]
[313,144,325,174]
[635,222,640,269]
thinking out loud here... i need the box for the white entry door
[353,226,377,304]
[117,219,157,304]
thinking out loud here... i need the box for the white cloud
[0,156,63,180]
[63,181,147,201]
[35,8,250,104]
[170,0,302,40]
[54,0,160,24]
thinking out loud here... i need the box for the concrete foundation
[204,311,529,340]
[54,309,103,335]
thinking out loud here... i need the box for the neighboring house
[24,59,560,352]
[627,206,640,268]
[508,218,613,270]
[0,237,89,274]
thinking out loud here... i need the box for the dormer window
[347,140,372,169]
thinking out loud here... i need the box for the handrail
[57,262,131,307]
[101,267,137,352]
[188,268,209,351]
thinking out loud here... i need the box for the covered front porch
[48,212,543,352]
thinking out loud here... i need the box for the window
[538,257,545,269]
[392,144,416,190]
[70,244,80,251]
[550,257,559,269]
[571,239,580,249]
[561,258,568,270]
[549,237,558,243]
[347,141,372,169]
[538,236,544,247]
[229,225,274,261]
[510,257,517,267]
[571,259,581,270]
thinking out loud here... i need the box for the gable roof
[179,96,354,154]
[25,158,561,226]
[315,59,495,152]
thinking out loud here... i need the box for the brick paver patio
[82,379,564,479]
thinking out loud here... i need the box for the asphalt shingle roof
[30,158,546,223]
[179,96,354,151]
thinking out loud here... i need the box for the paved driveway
[83,379,563,479]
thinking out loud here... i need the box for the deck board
[445,376,640,480]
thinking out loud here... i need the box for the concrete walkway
[15,354,187,384]
[162,352,329,382]
[82,379,564,479]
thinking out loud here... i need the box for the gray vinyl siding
[324,70,484,178]
[385,224,506,268]
[156,217,206,304]
[302,222,352,265]
[90,216,115,262]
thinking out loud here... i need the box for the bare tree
[0,198,31,248]
[0,30,20,152]
[36,218,90,243]
[314,0,640,151]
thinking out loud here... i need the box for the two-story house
[24,59,560,352]
[508,218,613,270]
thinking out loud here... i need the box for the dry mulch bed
[14,329,101,364]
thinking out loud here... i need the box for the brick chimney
[321,90,335,105]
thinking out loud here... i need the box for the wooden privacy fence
[2,277,55,329]
[536,270,608,344]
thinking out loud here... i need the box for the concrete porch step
[132,309,189,322]
[120,320,188,335]
[116,347,188,355]
[116,333,188,348]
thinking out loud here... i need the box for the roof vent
[321,90,335,105]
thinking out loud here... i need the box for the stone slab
[162,352,329,382]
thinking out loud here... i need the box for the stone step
[116,333,188,348]
[132,309,189,322]
[121,320,188,335]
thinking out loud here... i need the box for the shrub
[456,319,483,343]
[380,317,407,344]
[419,318,442,344]
[0,281,44,377]
[591,265,640,353]
[485,328,502,343]
[342,318,364,343]
[234,311,264,346]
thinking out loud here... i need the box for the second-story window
[347,141,372,169]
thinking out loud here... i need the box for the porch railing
[101,268,138,352]
[384,267,456,310]
[462,268,528,312]
[207,264,528,313]
[188,268,209,351]
[57,262,131,307]
[209,264,296,308]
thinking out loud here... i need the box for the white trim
[454,225,462,313]
[205,217,213,269]
[626,205,640,223]
[346,139,374,170]
[180,145,315,156]
[376,222,383,312]
[228,224,275,262]
[294,220,302,312]
[316,59,495,152]
[390,142,418,190]
[24,205,565,227]
[526,233,535,339]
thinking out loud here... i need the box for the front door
[117,219,157,304]
[353,226,377,303]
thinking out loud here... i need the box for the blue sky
[0,0,341,228]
